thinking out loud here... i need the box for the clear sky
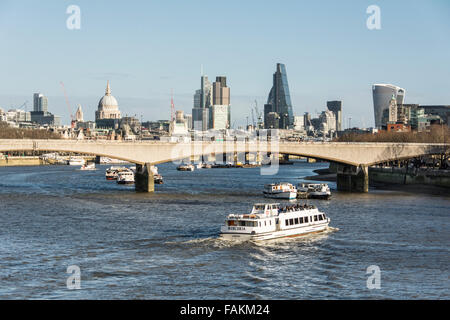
[1,0,449,127]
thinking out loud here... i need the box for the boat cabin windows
[239,221,256,227]
[227,220,256,227]
[286,216,319,226]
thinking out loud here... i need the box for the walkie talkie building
[372,84,405,128]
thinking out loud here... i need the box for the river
[0,161,448,299]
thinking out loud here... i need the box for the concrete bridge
[0,139,446,193]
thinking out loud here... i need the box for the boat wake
[167,226,339,249]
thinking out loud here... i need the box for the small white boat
[298,183,331,200]
[177,164,195,171]
[80,163,96,171]
[68,157,85,166]
[263,183,297,200]
[220,203,331,241]
[117,170,135,185]
[106,166,129,180]
[148,166,164,184]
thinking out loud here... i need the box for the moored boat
[150,165,164,184]
[67,157,85,166]
[80,162,96,171]
[263,182,297,200]
[117,169,135,185]
[220,203,331,241]
[177,164,195,171]
[105,166,129,180]
[297,183,331,200]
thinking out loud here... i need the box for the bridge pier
[135,163,154,193]
[336,164,369,193]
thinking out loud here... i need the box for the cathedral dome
[96,81,121,120]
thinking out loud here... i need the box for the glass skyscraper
[266,63,294,129]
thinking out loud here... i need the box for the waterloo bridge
[0,139,447,193]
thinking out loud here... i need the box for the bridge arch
[0,139,447,193]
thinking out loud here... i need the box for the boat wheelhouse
[220,203,330,241]
[263,182,297,200]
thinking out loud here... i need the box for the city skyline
[1,0,449,127]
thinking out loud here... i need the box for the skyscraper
[200,75,212,109]
[327,101,343,131]
[192,76,212,131]
[31,93,60,126]
[211,76,231,129]
[265,63,294,129]
[372,84,405,128]
[33,93,48,113]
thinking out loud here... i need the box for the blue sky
[1,0,449,127]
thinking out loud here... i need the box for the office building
[265,63,294,129]
[293,116,304,131]
[210,105,229,130]
[372,84,405,128]
[327,101,343,131]
[30,93,61,126]
[319,110,337,135]
[193,74,231,130]
[33,93,48,113]
[265,112,280,129]
[211,76,231,129]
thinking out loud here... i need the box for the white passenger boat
[117,170,135,185]
[106,166,129,180]
[298,183,331,200]
[80,163,96,171]
[67,157,85,166]
[263,182,297,200]
[150,165,164,184]
[177,164,195,171]
[220,203,331,241]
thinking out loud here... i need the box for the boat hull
[220,221,330,241]
[117,181,134,185]
[308,193,331,200]
[263,191,297,200]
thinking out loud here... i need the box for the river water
[0,162,448,299]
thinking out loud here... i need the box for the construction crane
[19,101,29,112]
[251,108,256,127]
[60,81,75,128]
[170,89,175,122]
[254,100,263,129]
